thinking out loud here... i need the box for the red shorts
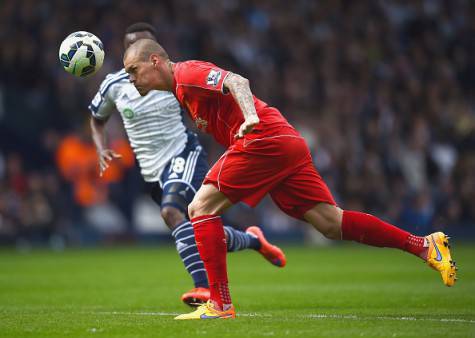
[203,127,336,220]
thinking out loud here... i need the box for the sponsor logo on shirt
[123,108,134,119]
[207,69,222,87]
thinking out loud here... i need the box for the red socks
[190,210,427,311]
[191,215,231,310]
[406,234,428,259]
[341,210,427,258]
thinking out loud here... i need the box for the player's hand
[235,116,259,139]
[98,149,122,176]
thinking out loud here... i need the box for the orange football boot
[246,226,286,267]
[181,287,210,307]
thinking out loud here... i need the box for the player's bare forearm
[90,116,108,152]
[90,116,121,176]
[224,73,259,138]
[224,73,257,120]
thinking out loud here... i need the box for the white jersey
[89,69,187,183]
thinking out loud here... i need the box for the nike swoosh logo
[200,314,221,319]
[431,235,443,262]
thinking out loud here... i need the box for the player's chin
[135,86,149,96]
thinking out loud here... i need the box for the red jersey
[172,61,293,148]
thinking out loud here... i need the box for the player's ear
[150,54,160,67]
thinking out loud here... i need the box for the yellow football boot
[174,301,236,320]
[425,232,457,287]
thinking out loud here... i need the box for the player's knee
[188,195,215,219]
[161,206,186,229]
[188,198,204,219]
[306,204,343,240]
[320,225,341,240]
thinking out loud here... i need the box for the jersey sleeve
[175,61,231,94]
[88,73,125,120]
[88,90,114,120]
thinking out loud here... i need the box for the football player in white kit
[88,23,286,306]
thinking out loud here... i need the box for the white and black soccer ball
[58,31,105,77]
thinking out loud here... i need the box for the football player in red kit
[123,39,457,320]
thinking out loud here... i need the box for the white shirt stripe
[185,148,201,183]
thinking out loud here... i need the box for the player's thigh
[163,133,209,194]
[270,159,337,221]
[189,183,233,218]
[160,132,209,203]
[203,138,305,208]
[203,148,274,207]
[160,132,210,215]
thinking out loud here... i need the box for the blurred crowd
[1,0,474,246]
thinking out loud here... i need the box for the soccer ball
[58,31,105,77]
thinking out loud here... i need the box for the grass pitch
[0,244,474,337]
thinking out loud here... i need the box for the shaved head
[124,38,169,63]
[123,38,174,95]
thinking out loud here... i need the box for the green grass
[0,244,474,337]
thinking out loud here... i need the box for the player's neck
[168,60,175,73]
[160,60,174,91]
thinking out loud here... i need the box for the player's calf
[308,207,459,286]
[161,206,187,230]
[159,204,210,298]
[171,218,209,292]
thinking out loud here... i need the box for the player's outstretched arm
[90,116,121,176]
[224,73,260,139]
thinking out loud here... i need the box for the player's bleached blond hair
[124,38,169,62]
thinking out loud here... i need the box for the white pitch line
[303,314,475,324]
[94,311,270,318]
[97,311,180,316]
[93,311,474,323]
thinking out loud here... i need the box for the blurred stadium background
[1,0,474,249]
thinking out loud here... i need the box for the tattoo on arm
[224,73,258,120]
